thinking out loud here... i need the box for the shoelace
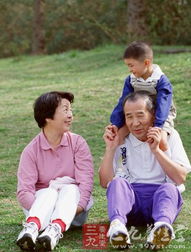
[22,222,38,233]
[107,220,129,239]
[46,224,63,239]
[107,221,121,237]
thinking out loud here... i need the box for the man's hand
[147,127,162,153]
[104,124,118,140]
[99,124,118,188]
[103,124,119,151]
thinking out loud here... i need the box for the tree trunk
[32,0,45,54]
[127,0,148,41]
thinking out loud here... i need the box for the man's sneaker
[146,221,175,250]
[107,219,131,249]
[16,222,39,251]
[36,223,63,251]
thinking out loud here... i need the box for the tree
[127,0,148,41]
[32,0,45,54]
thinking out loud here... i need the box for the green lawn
[0,44,190,251]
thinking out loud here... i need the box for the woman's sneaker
[146,221,175,250]
[36,223,63,251]
[107,219,131,249]
[16,222,39,251]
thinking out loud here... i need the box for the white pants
[23,184,87,231]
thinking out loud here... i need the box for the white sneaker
[36,223,63,251]
[16,222,38,251]
[107,219,131,249]
[146,221,175,250]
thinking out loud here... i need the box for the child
[110,41,176,150]
[16,91,94,251]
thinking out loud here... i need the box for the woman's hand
[76,206,84,215]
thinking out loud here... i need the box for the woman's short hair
[34,91,74,128]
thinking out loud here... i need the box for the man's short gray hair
[122,91,155,114]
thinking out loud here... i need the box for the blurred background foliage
[0,0,190,58]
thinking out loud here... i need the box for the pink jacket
[17,131,94,210]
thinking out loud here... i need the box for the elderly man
[99,91,191,249]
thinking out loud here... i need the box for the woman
[16,91,94,251]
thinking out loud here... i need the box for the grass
[0,44,191,251]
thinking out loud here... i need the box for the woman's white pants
[23,184,85,231]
